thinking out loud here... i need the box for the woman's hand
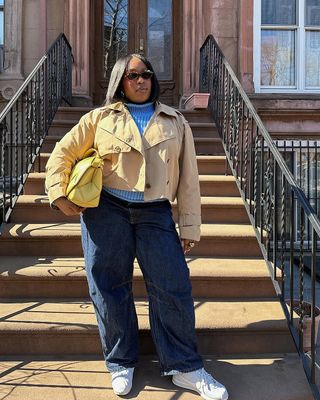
[53,197,86,216]
[181,238,195,254]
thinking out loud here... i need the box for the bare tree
[104,0,128,78]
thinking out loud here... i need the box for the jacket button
[114,146,121,153]
[146,183,151,189]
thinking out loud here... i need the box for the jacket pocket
[97,135,132,157]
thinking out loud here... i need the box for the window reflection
[306,0,320,26]
[306,31,320,87]
[104,0,128,79]
[261,0,296,25]
[261,30,295,86]
[147,0,172,80]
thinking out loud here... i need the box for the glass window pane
[262,0,296,25]
[305,31,320,87]
[0,12,4,45]
[147,0,172,80]
[104,0,128,79]
[261,30,295,86]
[0,1,4,7]
[306,0,320,26]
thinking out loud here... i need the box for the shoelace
[197,368,219,390]
[112,370,129,380]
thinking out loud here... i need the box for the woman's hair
[104,53,160,105]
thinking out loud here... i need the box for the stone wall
[23,0,65,76]
[182,0,241,98]
[0,0,64,100]
[202,0,239,72]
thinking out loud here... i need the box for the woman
[45,54,228,400]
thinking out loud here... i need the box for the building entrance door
[93,0,181,105]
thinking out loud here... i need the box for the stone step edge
[0,223,257,239]
[0,298,290,333]
[26,173,236,182]
[0,256,269,280]
[0,353,312,400]
[16,195,244,208]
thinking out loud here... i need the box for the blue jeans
[80,191,203,375]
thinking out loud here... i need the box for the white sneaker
[172,368,228,400]
[111,367,134,396]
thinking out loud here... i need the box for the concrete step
[48,120,218,139]
[23,173,239,197]
[199,175,239,196]
[190,122,218,138]
[0,256,273,299]
[0,353,313,400]
[197,155,230,175]
[55,106,214,123]
[182,109,214,123]
[41,135,224,155]
[0,298,295,355]
[12,195,248,224]
[0,223,262,257]
[34,153,230,175]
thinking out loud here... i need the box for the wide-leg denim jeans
[80,191,203,375]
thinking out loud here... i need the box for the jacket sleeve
[176,119,201,241]
[45,111,96,205]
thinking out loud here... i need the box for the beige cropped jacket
[45,101,201,241]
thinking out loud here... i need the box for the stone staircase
[0,107,314,400]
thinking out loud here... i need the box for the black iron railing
[0,33,72,224]
[200,34,320,398]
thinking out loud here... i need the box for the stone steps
[48,120,218,138]
[0,298,295,355]
[41,135,224,155]
[55,106,214,123]
[23,173,239,196]
[0,223,261,257]
[0,256,273,299]
[0,106,309,398]
[12,195,248,224]
[1,353,313,400]
[34,153,230,175]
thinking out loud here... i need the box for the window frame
[253,0,320,93]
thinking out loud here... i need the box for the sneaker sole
[172,376,229,400]
[113,387,132,396]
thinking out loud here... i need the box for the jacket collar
[99,101,179,153]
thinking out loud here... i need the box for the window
[254,0,320,92]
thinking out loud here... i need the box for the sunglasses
[125,70,154,80]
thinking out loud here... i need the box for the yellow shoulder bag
[66,148,104,208]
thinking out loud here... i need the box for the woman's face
[122,57,152,103]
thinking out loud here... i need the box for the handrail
[200,34,320,398]
[0,33,72,224]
